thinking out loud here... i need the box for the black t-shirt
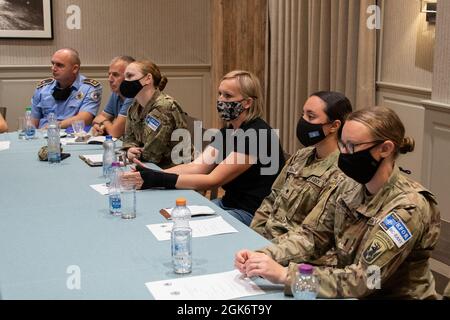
[210,117,285,214]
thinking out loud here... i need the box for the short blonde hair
[221,70,264,123]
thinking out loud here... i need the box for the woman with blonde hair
[235,106,441,299]
[121,59,188,168]
[122,70,285,225]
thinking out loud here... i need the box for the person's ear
[328,119,341,134]
[243,97,253,110]
[379,140,395,158]
[72,64,80,74]
[143,73,153,86]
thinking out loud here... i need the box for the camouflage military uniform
[258,167,441,299]
[122,90,188,168]
[251,147,344,239]
[444,281,450,300]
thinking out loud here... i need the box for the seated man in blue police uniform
[91,56,135,138]
[31,48,102,129]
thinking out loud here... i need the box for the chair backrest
[185,114,219,200]
[0,107,6,119]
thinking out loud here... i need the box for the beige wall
[422,0,450,224]
[0,0,212,129]
[0,0,210,65]
[378,0,434,89]
[377,0,450,224]
[376,0,435,183]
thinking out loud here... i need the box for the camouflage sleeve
[444,281,450,299]
[140,107,175,163]
[256,183,339,266]
[250,156,293,236]
[286,199,437,299]
[122,107,139,149]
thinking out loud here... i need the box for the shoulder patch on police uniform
[83,78,101,87]
[145,116,161,131]
[76,91,84,100]
[90,90,101,102]
[36,78,54,89]
[307,176,325,188]
[379,212,412,248]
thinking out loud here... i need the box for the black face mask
[338,144,383,184]
[119,76,146,98]
[52,86,73,101]
[296,117,328,147]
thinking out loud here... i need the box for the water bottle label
[109,195,121,210]
[25,127,36,139]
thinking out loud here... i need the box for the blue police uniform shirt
[31,74,102,128]
[103,93,133,118]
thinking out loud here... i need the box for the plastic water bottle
[171,198,192,228]
[291,264,319,300]
[171,198,192,274]
[108,162,122,216]
[47,113,61,164]
[24,106,36,140]
[103,135,115,181]
[172,226,192,274]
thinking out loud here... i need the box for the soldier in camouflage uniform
[236,107,441,299]
[120,60,189,168]
[251,91,352,242]
[444,281,450,300]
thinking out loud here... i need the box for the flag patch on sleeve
[145,116,161,131]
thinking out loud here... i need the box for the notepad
[79,154,103,166]
[159,205,216,220]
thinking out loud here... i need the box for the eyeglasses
[338,140,385,154]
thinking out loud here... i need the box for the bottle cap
[298,264,314,275]
[176,198,187,206]
[105,135,113,140]
[112,162,120,167]
[26,106,31,111]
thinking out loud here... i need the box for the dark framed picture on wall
[0,0,53,39]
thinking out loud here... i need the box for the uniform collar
[300,149,339,178]
[341,166,402,218]
[139,89,161,119]
[55,73,82,91]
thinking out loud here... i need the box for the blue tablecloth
[0,132,287,300]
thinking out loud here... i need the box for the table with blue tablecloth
[0,132,287,300]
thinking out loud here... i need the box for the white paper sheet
[0,141,10,151]
[90,183,109,195]
[146,216,238,241]
[145,270,265,300]
[164,205,216,219]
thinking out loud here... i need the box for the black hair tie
[399,167,412,175]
